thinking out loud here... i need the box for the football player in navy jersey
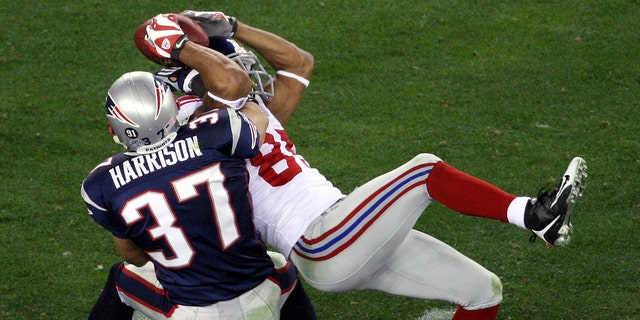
[82,14,302,320]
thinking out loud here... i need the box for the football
[134,14,210,67]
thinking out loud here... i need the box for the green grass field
[1,1,639,319]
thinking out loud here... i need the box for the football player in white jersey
[132,11,587,320]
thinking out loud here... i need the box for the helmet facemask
[208,37,274,101]
[226,51,274,101]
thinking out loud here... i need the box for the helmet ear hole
[107,122,123,145]
[107,122,116,136]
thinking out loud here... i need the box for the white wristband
[276,70,310,87]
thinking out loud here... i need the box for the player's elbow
[213,70,254,100]
[229,72,254,97]
[295,49,315,79]
[276,47,314,80]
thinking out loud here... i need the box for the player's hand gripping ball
[180,10,238,38]
[134,14,209,67]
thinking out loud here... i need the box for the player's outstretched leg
[88,262,134,320]
[425,155,587,247]
[280,282,318,320]
[524,157,587,246]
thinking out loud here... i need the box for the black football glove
[180,10,238,38]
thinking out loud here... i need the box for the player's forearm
[240,100,268,146]
[234,21,314,78]
[179,42,253,100]
[113,236,149,268]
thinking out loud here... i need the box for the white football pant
[290,153,503,310]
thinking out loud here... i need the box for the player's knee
[467,272,503,310]
[491,273,503,301]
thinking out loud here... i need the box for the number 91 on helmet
[105,71,181,155]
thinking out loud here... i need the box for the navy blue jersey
[82,108,273,306]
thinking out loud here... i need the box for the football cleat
[526,157,587,247]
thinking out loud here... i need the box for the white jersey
[177,96,345,256]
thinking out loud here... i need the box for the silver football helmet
[105,71,181,154]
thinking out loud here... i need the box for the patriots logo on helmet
[106,95,140,127]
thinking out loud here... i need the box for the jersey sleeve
[176,95,203,124]
[80,175,128,238]
[190,108,260,160]
[227,108,261,159]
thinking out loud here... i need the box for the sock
[427,162,516,222]
[452,305,500,320]
[507,196,531,229]
[88,262,134,320]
